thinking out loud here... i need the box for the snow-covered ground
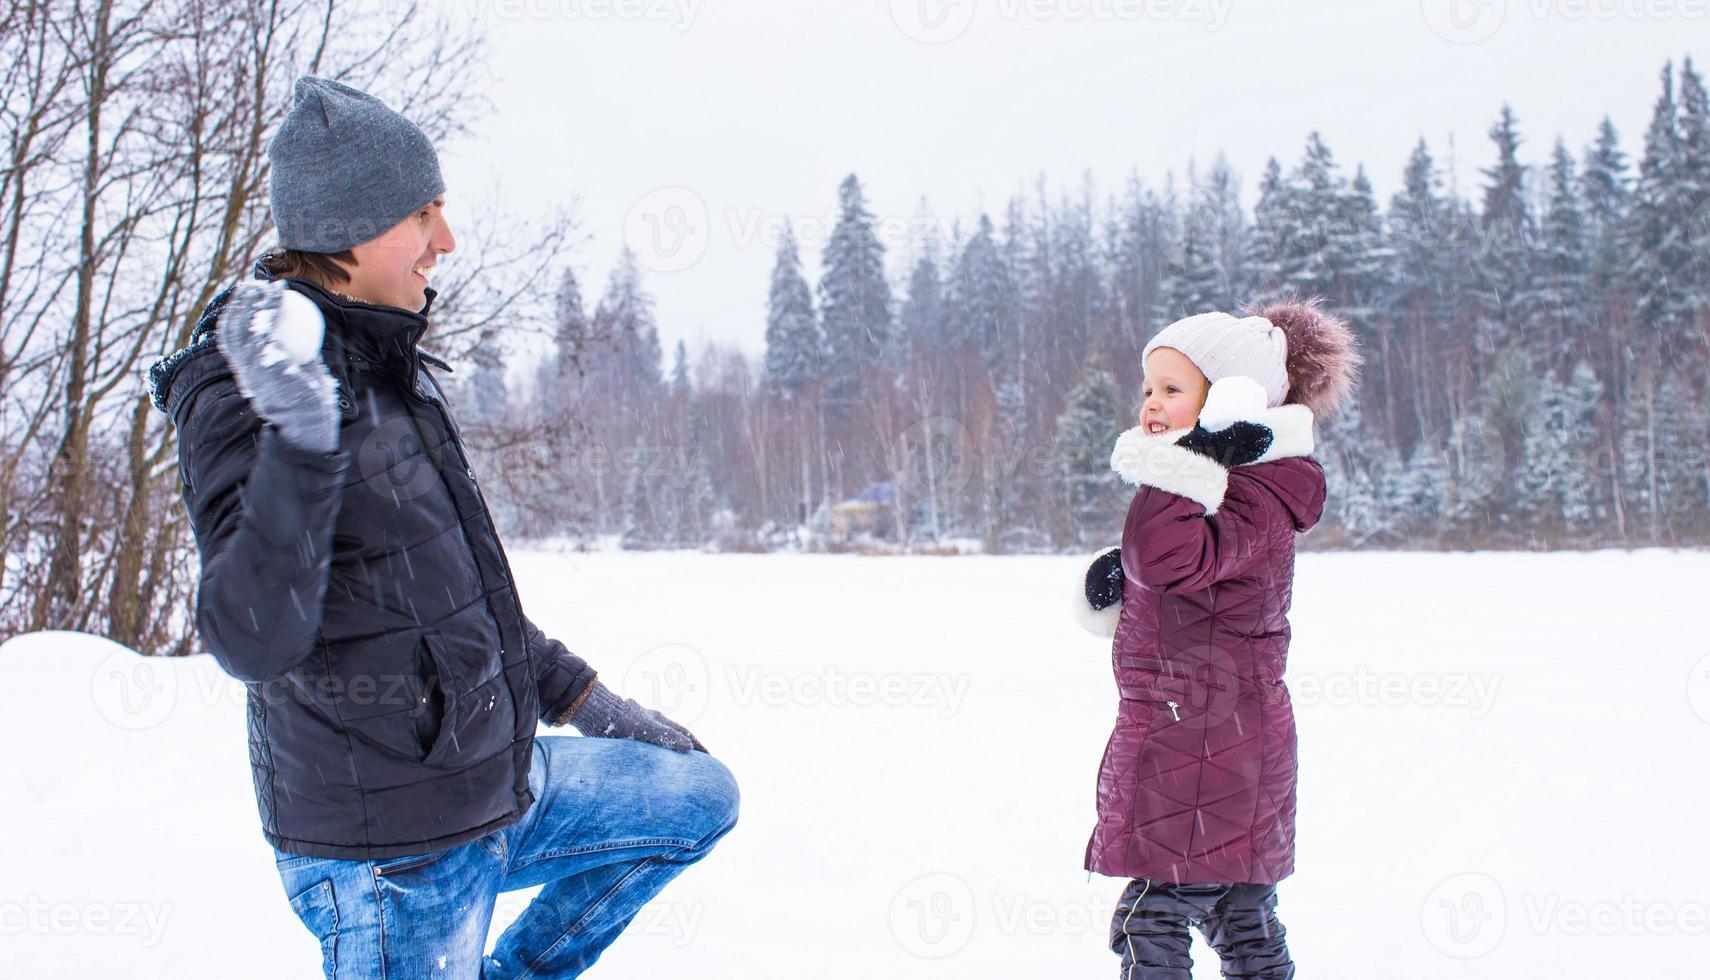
[5,548,1709,978]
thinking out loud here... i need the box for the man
[147,75,737,978]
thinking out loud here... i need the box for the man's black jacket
[148,260,595,859]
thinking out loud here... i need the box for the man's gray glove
[570,680,707,754]
[215,279,339,453]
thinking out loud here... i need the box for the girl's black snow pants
[1109,878,1294,979]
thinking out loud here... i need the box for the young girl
[1075,299,1359,979]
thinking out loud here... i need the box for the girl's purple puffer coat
[1081,402,1325,885]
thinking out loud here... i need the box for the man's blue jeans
[272,734,739,978]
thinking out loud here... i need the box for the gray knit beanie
[267,75,444,253]
[1141,311,1290,408]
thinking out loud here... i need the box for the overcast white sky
[431,0,1707,362]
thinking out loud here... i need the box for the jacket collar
[1108,404,1317,516]
[256,262,436,370]
[1112,404,1315,481]
[146,258,450,415]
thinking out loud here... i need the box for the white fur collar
[1108,403,1316,515]
[1248,403,1316,464]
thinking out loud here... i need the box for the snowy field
[4,547,1710,978]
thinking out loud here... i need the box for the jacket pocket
[1115,653,1166,673]
[419,633,515,768]
[337,640,443,763]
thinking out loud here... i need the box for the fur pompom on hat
[1245,296,1362,418]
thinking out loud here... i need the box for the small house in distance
[830,482,894,538]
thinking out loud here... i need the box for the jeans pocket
[285,879,339,977]
[372,850,447,877]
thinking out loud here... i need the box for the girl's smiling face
[1139,347,1210,434]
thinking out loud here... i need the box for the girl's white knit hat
[1141,311,1290,408]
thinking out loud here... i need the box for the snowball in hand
[1197,376,1268,432]
[270,288,326,365]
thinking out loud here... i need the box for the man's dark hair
[257,246,357,288]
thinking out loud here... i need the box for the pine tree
[1563,361,1605,531]
[671,399,718,546]
[1049,178,1106,393]
[1581,117,1632,309]
[762,223,821,394]
[589,247,665,409]
[542,266,590,414]
[1519,366,1598,538]
[1112,175,1174,355]
[1614,370,1701,541]
[945,213,1015,370]
[1202,154,1249,308]
[1285,132,1353,301]
[1341,166,1391,323]
[1386,138,1454,451]
[1003,194,1044,381]
[526,263,595,537]
[1627,63,1695,360]
[1391,438,1443,540]
[1676,57,1710,353]
[1159,162,1222,320]
[1533,139,1590,373]
[763,222,827,526]
[1247,157,1292,295]
[1051,361,1125,546]
[899,251,945,358]
[818,174,892,414]
[1317,390,1391,545]
[1474,104,1535,358]
[582,249,665,532]
[1579,116,1632,527]
[1389,140,1451,305]
[670,339,690,395]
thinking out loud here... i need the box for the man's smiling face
[343,195,454,312]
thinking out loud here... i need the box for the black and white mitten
[1176,376,1275,467]
[1075,546,1124,637]
[1110,376,1301,518]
